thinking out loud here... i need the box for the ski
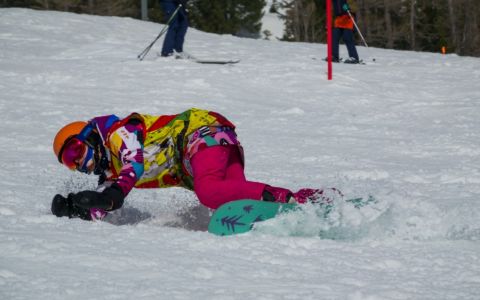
[192,59,240,65]
[319,57,372,65]
[344,58,365,65]
[320,57,343,63]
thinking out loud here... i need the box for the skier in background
[159,0,189,57]
[332,0,360,64]
[51,108,341,221]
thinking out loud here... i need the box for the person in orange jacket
[332,0,360,64]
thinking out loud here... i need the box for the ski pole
[137,4,182,61]
[347,10,368,48]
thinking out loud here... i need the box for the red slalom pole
[326,0,332,80]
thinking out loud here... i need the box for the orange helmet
[53,121,88,162]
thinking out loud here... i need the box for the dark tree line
[2,0,479,56]
[2,0,141,16]
[2,0,266,38]
[188,0,265,38]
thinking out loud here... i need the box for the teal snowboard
[207,196,377,236]
[208,200,297,236]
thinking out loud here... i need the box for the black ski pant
[332,27,359,60]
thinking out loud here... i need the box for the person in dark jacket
[332,0,360,64]
[160,0,189,57]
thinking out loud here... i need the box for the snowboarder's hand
[70,190,112,210]
[51,194,71,217]
[70,184,125,211]
[51,194,92,220]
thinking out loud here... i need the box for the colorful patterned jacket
[89,108,239,197]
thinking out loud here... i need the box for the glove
[342,3,350,12]
[70,191,109,210]
[51,194,70,217]
[70,183,125,211]
[51,194,92,220]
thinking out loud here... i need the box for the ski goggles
[58,124,95,171]
[60,138,88,170]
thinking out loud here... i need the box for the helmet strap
[93,140,109,176]
[77,123,95,142]
[78,147,93,173]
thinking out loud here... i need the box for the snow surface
[1,8,480,300]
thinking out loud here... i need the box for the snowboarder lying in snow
[52,108,341,221]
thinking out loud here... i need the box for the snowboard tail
[208,196,377,236]
[208,200,297,236]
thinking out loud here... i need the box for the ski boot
[344,57,360,64]
[262,185,295,203]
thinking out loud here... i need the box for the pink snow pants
[191,145,266,209]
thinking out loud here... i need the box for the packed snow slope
[1,8,480,300]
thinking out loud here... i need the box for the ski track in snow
[1,8,480,300]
